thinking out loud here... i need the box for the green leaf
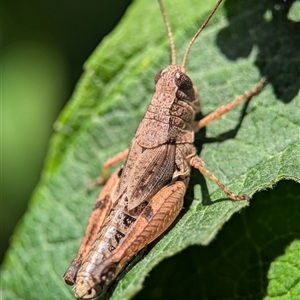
[265,239,300,300]
[1,0,299,300]
[135,181,300,300]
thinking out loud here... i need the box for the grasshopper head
[154,65,200,117]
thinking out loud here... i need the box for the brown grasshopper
[63,0,266,298]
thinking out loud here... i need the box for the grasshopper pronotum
[63,0,266,298]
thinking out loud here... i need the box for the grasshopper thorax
[134,0,225,149]
[135,65,199,148]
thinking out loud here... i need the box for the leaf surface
[1,0,299,299]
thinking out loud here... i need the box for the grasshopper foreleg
[195,78,267,130]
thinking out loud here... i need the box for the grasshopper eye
[175,71,194,101]
[174,71,193,91]
[154,69,164,84]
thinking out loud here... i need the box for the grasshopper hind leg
[74,180,187,299]
[63,168,122,285]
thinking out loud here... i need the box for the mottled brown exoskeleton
[63,0,266,298]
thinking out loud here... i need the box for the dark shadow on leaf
[187,112,214,206]
[199,98,252,144]
[134,181,300,300]
[188,95,253,205]
[217,0,300,103]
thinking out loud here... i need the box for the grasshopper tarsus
[237,194,251,201]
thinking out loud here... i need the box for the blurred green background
[2,0,132,263]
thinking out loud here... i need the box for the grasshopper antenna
[181,0,223,72]
[158,0,176,65]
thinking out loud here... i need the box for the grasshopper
[63,0,266,298]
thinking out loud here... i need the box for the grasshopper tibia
[196,77,267,130]
[190,155,250,201]
[94,148,129,186]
